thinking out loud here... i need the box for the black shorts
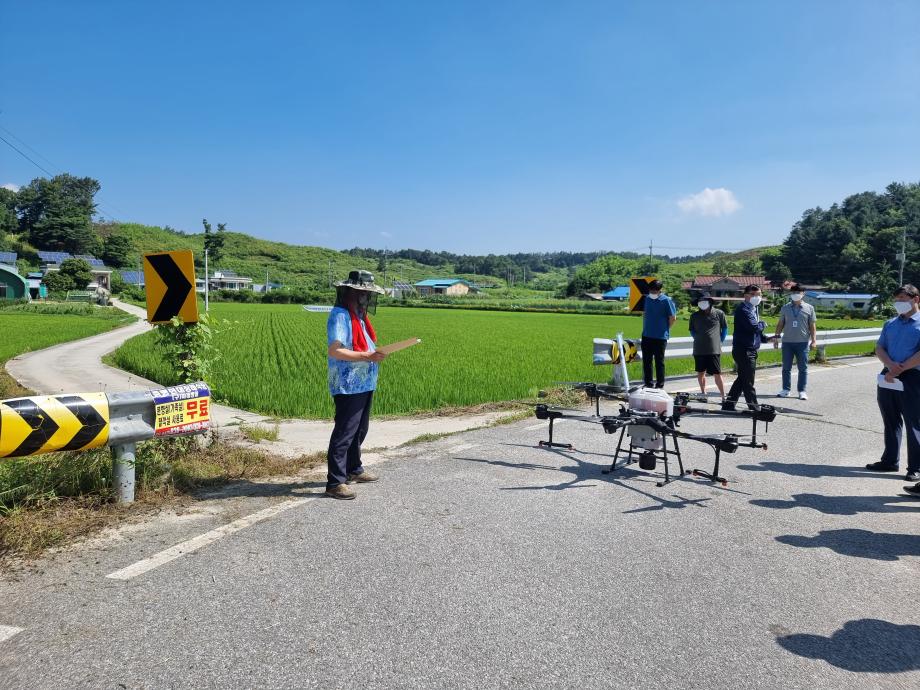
[694,354,721,375]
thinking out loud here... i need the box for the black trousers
[726,347,758,407]
[641,336,667,388]
[877,369,920,471]
[327,391,373,489]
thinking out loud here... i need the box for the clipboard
[377,338,421,355]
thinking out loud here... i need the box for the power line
[0,123,127,219]
[0,132,56,178]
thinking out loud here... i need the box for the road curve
[3,300,506,455]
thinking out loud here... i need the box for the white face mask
[698,301,710,310]
[648,293,660,300]
[748,295,762,307]
[790,293,803,302]
[894,300,914,315]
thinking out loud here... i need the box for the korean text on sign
[152,383,211,437]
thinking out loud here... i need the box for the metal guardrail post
[1,382,212,505]
[111,443,136,504]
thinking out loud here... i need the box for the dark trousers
[877,369,920,471]
[726,347,758,407]
[327,391,373,489]
[641,337,667,388]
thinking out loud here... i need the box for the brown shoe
[347,471,378,483]
[325,484,356,500]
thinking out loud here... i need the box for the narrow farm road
[3,300,508,455]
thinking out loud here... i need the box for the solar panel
[75,255,106,266]
[120,271,145,285]
[392,280,415,291]
[38,251,72,263]
[0,251,16,264]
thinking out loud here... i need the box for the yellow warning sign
[143,250,199,324]
[0,393,110,459]
[612,339,640,364]
[629,276,657,312]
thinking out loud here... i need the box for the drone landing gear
[692,447,728,487]
[537,414,574,450]
[603,427,686,487]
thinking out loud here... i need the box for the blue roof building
[414,278,477,296]
[602,286,630,300]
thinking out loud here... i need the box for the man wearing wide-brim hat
[325,270,387,500]
[688,292,728,400]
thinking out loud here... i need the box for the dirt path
[3,300,509,456]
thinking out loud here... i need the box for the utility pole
[265,267,269,294]
[649,241,653,272]
[898,228,907,285]
[329,259,334,287]
[204,248,209,312]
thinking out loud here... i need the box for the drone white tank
[628,388,674,417]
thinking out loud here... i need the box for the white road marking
[0,626,23,643]
[106,498,309,581]
[448,443,476,453]
[524,422,552,430]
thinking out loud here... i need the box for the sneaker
[325,484,356,500]
[904,483,920,496]
[906,470,920,482]
[799,391,808,400]
[347,470,379,483]
[721,401,737,411]
[777,389,791,398]
[865,461,899,472]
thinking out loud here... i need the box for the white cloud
[380,231,392,238]
[1,183,20,192]
[677,187,741,217]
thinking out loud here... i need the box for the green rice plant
[110,304,883,419]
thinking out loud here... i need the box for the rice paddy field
[0,303,136,369]
[110,304,882,419]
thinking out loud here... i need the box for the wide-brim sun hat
[335,270,386,295]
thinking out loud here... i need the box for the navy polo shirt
[642,295,677,340]
[877,311,920,369]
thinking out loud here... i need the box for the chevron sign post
[0,382,211,503]
[143,250,199,324]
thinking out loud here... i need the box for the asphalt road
[1,357,919,689]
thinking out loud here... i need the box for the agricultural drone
[531,333,778,487]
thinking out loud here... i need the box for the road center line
[0,626,23,643]
[106,498,309,581]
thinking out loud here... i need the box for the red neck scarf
[349,309,377,352]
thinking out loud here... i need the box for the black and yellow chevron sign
[0,393,110,459]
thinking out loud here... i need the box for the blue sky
[2,1,918,255]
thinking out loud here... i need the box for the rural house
[414,278,478,296]
[804,291,877,314]
[682,275,772,303]
[0,252,30,300]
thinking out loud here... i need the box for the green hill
[96,222,472,289]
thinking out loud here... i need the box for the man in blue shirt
[325,271,387,500]
[722,285,771,411]
[640,279,677,388]
[867,284,920,488]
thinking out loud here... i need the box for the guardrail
[0,382,211,503]
[594,328,881,368]
[662,328,881,360]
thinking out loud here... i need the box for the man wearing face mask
[689,292,728,400]
[867,284,920,486]
[641,279,677,389]
[773,283,817,400]
[325,270,388,500]
[722,285,771,411]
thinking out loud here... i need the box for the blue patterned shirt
[327,306,378,396]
